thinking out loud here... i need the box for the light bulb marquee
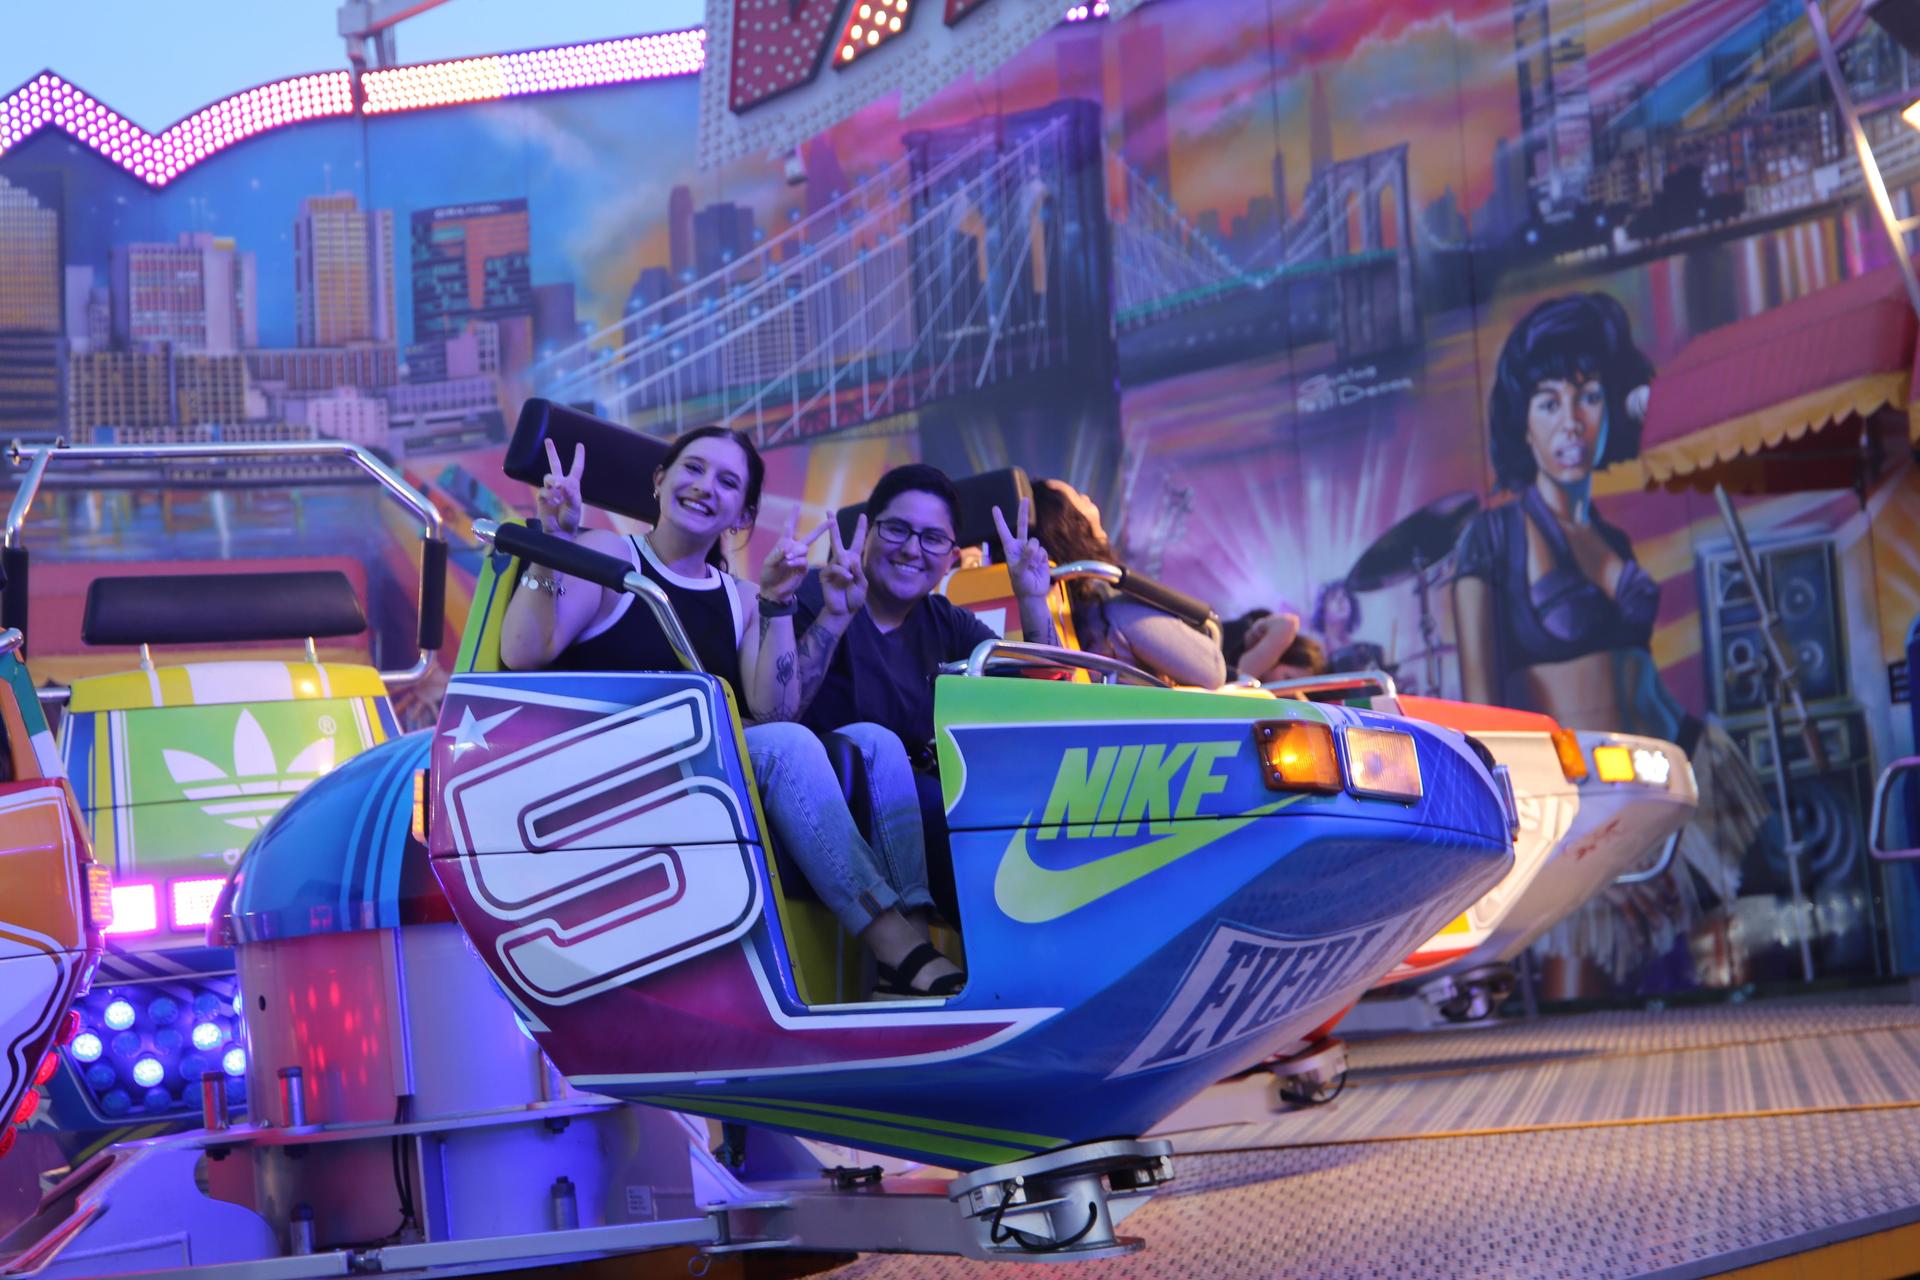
[0,4,1109,189]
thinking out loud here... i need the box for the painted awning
[1601,268,1920,495]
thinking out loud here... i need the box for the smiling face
[1526,376,1608,485]
[654,435,753,545]
[863,488,958,605]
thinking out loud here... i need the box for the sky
[4,0,706,128]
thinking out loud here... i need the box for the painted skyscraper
[294,193,397,348]
[110,233,259,353]
[0,175,61,442]
[409,199,532,342]
[1513,0,1595,216]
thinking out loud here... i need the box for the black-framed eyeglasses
[872,517,956,555]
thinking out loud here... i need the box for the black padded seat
[835,468,1031,550]
[505,399,672,525]
[82,571,366,647]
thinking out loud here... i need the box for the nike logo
[993,795,1302,924]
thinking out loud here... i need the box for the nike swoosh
[993,795,1302,924]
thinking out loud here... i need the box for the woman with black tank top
[498,427,963,998]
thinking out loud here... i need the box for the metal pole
[1714,483,1816,982]
[1806,0,1920,317]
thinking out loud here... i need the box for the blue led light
[70,1032,103,1062]
[191,1022,223,1051]
[100,1088,131,1116]
[232,993,244,1017]
[103,999,136,1031]
[222,1047,247,1077]
[110,1031,141,1059]
[132,1057,164,1088]
[85,1063,116,1091]
[153,1028,184,1056]
[146,997,179,1027]
[179,1054,211,1083]
[143,1086,174,1112]
[194,993,223,1018]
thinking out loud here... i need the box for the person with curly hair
[1451,292,1769,996]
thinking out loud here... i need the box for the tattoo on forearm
[776,651,795,687]
[793,620,841,708]
[758,611,773,640]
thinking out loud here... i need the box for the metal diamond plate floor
[826,994,1920,1279]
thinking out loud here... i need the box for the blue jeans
[743,721,934,935]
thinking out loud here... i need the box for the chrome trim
[0,627,19,659]
[1613,830,1681,885]
[7,441,445,685]
[960,637,1168,687]
[1262,669,1400,700]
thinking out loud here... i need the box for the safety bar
[5,439,447,689]
[1051,560,1218,629]
[472,519,706,678]
[1613,829,1681,885]
[0,627,20,660]
[1262,670,1400,701]
[957,637,1169,687]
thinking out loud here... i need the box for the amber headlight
[1254,720,1343,793]
[1342,725,1423,801]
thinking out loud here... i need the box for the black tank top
[551,535,748,707]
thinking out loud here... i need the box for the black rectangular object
[83,571,367,647]
[504,399,671,524]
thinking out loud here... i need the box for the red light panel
[835,0,914,67]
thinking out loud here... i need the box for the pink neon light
[0,70,354,189]
[104,883,159,936]
[2,8,1102,186]
[361,30,706,115]
[169,876,229,931]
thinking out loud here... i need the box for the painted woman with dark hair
[1452,292,1767,993]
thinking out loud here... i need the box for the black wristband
[757,594,797,617]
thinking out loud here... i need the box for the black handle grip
[418,537,448,653]
[1115,568,1216,628]
[2,547,27,638]
[490,521,635,594]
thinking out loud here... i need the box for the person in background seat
[498,429,962,997]
[1027,479,1226,689]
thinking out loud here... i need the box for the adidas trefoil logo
[163,709,336,832]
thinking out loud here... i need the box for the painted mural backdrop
[5,0,1920,997]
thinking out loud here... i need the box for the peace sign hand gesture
[759,510,830,602]
[993,497,1050,601]
[820,514,868,619]
[537,438,586,536]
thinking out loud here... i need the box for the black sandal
[874,942,965,997]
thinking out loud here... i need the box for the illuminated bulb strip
[0,71,353,189]
[1,6,1108,184]
[362,29,706,115]
[836,0,913,67]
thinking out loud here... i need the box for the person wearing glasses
[792,464,1056,923]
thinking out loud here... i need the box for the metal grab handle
[0,627,20,659]
[960,637,1168,687]
[5,439,446,689]
[1868,757,1920,862]
[1050,560,1218,629]
[1262,670,1400,701]
[473,519,706,678]
[1613,829,1681,885]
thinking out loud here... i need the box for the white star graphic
[442,705,520,755]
